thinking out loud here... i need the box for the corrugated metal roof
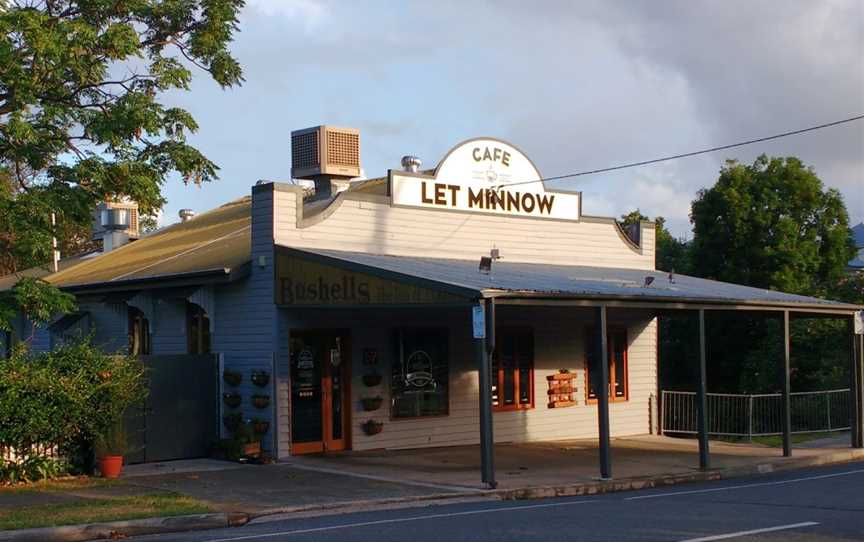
[0,250,101,291]
[38,197,250,289]
[287,247,859,310]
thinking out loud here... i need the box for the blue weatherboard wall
[212,183,280,454]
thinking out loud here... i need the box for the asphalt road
[136,461,864,542]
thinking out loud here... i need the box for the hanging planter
[252,418,270,435]
[362,419,384,436]
[361,396,383,411]
[223,369,242,387]
[223,392,242,408]
[251,370,270,387]
[362,372,383,387]
[251,394,270,409]
[223,412,243,433]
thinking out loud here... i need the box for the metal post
[850,318,863,449]
[594,305,612,479]
[826,392,832,432]
[747,395,754,442]
[696,309,710,470]
[781,311,792,457]
[477,299,497,488]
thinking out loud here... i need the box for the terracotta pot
[251,395,270,409]
[223,371,242,386]
[253,421,270,434]
[362,421,383,436]
[243,442,261,458]
[223,393,242,408]
[361,397,383,411]
[251,372,270,387]
[99,455,123,478]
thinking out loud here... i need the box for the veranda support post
[476,299,497,489]
[781,311,792,457]
[696,309,710,470]
[594,305,612,479]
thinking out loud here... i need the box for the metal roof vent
[179,209,196,222]
[401,155,422,173]
[100,208,130,231]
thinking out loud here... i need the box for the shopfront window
[391,328,449,418]
[492,328,534,411]
[585,327,628,402]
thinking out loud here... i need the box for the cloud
[243,0,328,31]
[157,1,864,238]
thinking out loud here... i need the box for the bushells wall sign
[275,252,465,306]
[389,138,581,221]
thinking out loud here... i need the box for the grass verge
[0,493,213,530]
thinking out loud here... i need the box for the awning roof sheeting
[284,247,862,313]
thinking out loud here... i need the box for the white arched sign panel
[389,138,580,221]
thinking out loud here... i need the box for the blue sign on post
[472,304,486,339]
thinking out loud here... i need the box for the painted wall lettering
[391,138,580,221]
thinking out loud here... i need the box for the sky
[159,0,864,238]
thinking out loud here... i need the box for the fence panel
[662,389,851,438]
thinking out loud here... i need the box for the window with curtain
[492,328,534,411]
[187,302,211,354]
[128,307,150,355]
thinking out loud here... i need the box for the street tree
[689,155,855,295]
[687,155,857,392]
[0,0,245,330]
[618,210,690,273]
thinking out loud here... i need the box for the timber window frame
[186,302,211,354]
[128,307,151,356]
[492,327,535,411]
[585,326,629,403]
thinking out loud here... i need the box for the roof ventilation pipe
[401,155,422,173]
[100,208,131,252]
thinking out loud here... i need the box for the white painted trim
[678,522,819,542]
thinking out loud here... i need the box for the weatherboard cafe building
[7,126,863,486]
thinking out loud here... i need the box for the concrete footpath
[2,434,862,541]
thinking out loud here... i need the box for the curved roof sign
[390,137,580,222]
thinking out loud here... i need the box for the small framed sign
[362,348,378,365]
[472,304,486,339]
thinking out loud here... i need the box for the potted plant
[252,418,270,435]
[223,369,242,387]
[362,419,383,436]
[361,396,383,411]
[362,372,382,387]
[251,370,270,387]
[251,394,270,409]
[234,421,261,459]
[223,392,242,408]
[95,420,127,478]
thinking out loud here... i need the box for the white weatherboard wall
[270,186,655,270]
[285,306,657,452]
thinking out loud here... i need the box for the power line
[499,114,864,189]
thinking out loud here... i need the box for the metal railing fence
[661,389,851,437]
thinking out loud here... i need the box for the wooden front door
[289,330,350,454]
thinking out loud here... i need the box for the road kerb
[0,512,249,542]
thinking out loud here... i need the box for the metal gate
[126,354,219,463]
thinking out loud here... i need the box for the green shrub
[0,342,147,482]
